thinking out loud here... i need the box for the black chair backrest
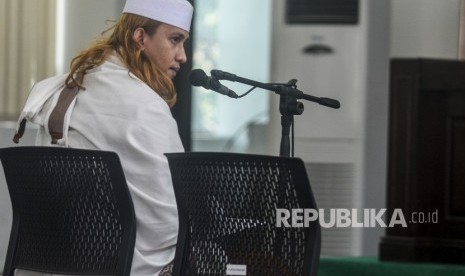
[0,147,136,276]
[166,152,321,276]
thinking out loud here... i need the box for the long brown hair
[65,14,177,107]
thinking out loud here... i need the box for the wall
[361,0,391,256]
[56,0,125,74]
[390,0,460,59]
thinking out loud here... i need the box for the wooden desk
[380,59,465,263]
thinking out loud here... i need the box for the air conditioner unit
[268,0,390,256]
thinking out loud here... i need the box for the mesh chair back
[166,152,321,276]
[0,147,136,276]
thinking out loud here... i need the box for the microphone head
[189,69,208,87]
[320,97,341,109]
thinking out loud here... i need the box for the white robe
[14,55,184,276]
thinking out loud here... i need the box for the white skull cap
[123,0,193,32]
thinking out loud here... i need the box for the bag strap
[12,86,79,144]
[12,119,27,143]
[48,86,80,144]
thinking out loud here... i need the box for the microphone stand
[278,79,303,157]
[210,70,340,157]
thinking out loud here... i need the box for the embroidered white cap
[123,0,194,32]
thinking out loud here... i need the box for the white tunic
[15,55,184,276]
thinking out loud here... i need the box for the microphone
[212,69,340,109]
[211,69,238,81]
[189,69,239,98]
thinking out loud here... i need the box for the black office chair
[0,146,136,276]
[165,152,321,276]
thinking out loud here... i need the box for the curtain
[0,0,56,120]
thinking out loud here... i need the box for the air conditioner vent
[305,162,358,256]
[286,0,359,25]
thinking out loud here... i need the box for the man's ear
[132,27,145,49]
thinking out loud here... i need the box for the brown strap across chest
[12,119,27,144]
[13,86,80,144]
[48,86,80,144]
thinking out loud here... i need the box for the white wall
[390,0,461,59]
[56,0,125,74]
[361,0,391,256]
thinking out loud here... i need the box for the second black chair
[166,152,321,276]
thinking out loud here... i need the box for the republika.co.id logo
[276,208,439,228]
